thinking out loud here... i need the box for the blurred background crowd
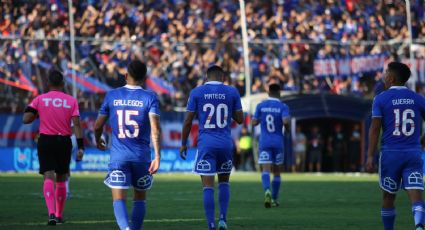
[1,0,425,113]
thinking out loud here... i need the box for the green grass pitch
[0,173,416,229]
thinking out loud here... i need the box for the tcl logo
[42,98,72,108]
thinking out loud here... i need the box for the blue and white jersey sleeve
[232,88,243,111]
[372,96,382,118]
[149,93,160,116]
[99,93,111,116]
[253,103,261,120]
[186,90,197,112]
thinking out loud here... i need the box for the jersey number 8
[393,109,415,136]
[203,103,228,129]
[117,110,139,138]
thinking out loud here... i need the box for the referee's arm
[23,106,38,124]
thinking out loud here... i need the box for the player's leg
[201,175,217,230]
[259,149,273,207]
[54,136,72,223]
[403,151,425,230]
[271,149,283,206]
[130,162,153,230]
[38,134,57,225]
[104,162,132,230]
[217,174,230,227]
[194,148,218,230]
[379,151,402,230]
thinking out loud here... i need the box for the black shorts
[37,134,72,175]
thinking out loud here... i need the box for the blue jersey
[99,85,160,162]
[254,98,290,149]
[187,81,242,149]
[372,86,425,151]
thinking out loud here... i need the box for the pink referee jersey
[28,90,80,136]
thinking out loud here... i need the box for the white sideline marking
[1,217,248,226]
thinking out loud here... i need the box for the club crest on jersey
[110,170,126,183]
[408,172,423,185]
[197,160,211,171]
[137,175,152,189]
[383,177,397,190]
[221,160,233,171]
[259,151,270,161]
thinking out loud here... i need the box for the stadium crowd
[1,0,425,113]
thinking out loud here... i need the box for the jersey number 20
[203,103,228,128]
[116,110,139,138]
[393,109,415,136]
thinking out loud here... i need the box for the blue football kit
[186,81,242,175]
[253,98,290,165]
[372,86,425,193]
[99,85,160,191]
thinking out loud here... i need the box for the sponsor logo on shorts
[137,175,152,189]
[383,177,397,190]
[221,160,233,171]
[197,160,211,171]
[110,170,126,183]
[259,151,270,161]
[408,172,423,185]
[276,153,283,163]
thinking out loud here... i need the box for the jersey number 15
[393,109,415,136]
[117,110,139,138]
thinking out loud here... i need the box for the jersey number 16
[393,109,415,136]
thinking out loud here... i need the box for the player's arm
[283,118,290,134]
[366,117,382,172]
[72,116,85,161]
[252,118,260,126]
[94,115,108,150]
[149,114,161,174]
[23,106,38,124]
[180,111,195,160]
[233,110,244,124]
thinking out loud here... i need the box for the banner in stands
[0,147,196,173]
[314,55,425,80]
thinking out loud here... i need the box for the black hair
[48,69,64,87]
[206,65,224,81]
[269,83,281,95]
[127,60,147,82]
[387,62,411,85]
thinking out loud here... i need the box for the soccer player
[94,60,161,230]
[23,69,84,225]
[252,83,289,208]
[366,62,425,230]
[180,65,243,230]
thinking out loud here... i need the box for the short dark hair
[128,60,147,81]
[269,83,281,94]
[206,65,224,80]
[48,69,64,87]
[387,62,411,84]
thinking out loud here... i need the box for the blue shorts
[104,161,153,191]
[193,147,233,176]
[258,147,284,165]
[379,150,424,194]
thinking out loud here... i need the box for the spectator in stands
[348,124,361,172]
[293,126,307,172]
[328,123,347,172]
[308,126,323,172]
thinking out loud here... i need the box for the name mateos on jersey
[261,107,281,113]
[113,100,144,107]
[392,99,414,105]
[204,94,226,100]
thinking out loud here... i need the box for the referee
[23,69,84,225]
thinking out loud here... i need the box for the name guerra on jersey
[113,99,144,107]
[204,94,226,100]
[392,99,414,105]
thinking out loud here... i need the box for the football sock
[412,201,425,226]
[113,200,130,230]
[131,200,146,230]
[43,179,55,216]
[55,181,67,218]
[261,171,270,191]
[381,208,395,230]
[203,187,216,230]
[218,182,230,222]
[271,176,281,200]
